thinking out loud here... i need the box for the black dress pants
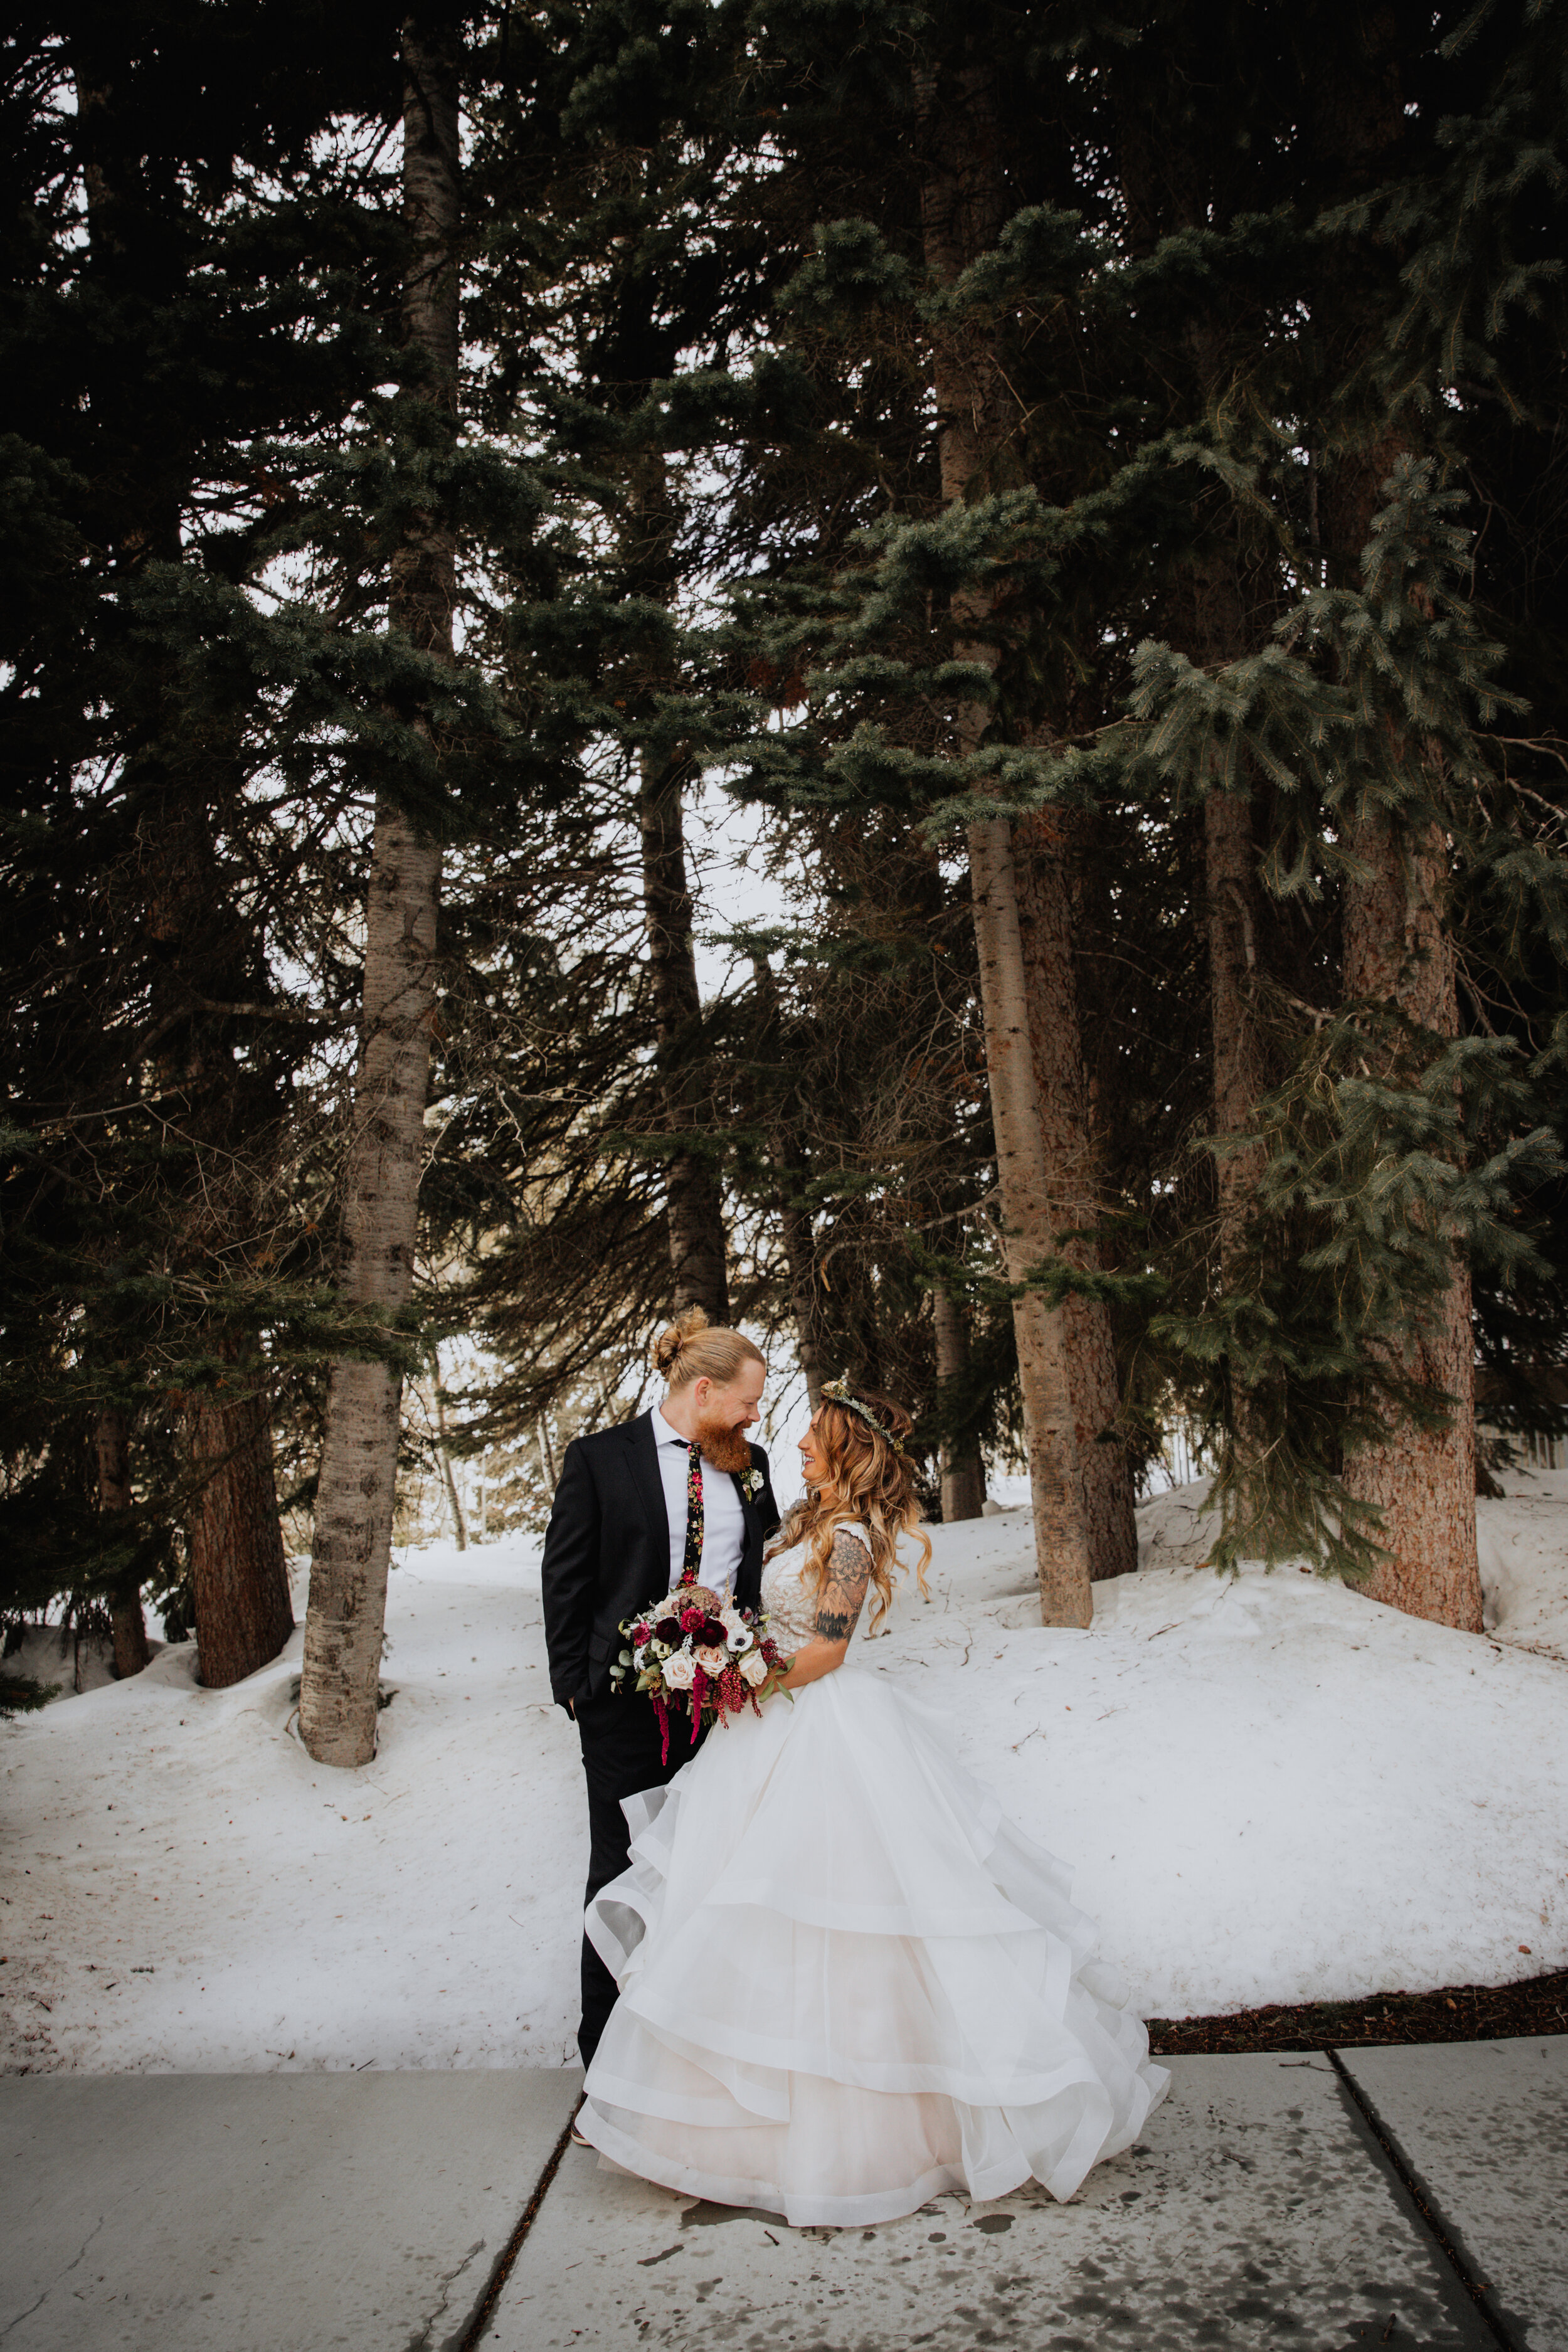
[575,1685,704,2068]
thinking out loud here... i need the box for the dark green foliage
[4,0,1567,1619]
[0,1676,60,1718]
[690,0,1568,1559]
[0,3,543,1638]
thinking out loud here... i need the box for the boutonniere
[737,1465,759,1503]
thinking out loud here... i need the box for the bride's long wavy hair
[768,1383,931,1632]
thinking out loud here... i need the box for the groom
[541,1313,781,2067]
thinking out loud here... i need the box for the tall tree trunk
[751,953,824,1403]
[640,754,729,1320]
[933,1286,985,1522]
[921,55,1092,1623]
[1170,339,1269,1436]
[300,16,457,1766]
[1014,812,1137,1577]
[78,53,292,1682]
[139,790,296,1688]
[1182,525,1269,1311]
[780,1181,827,1410]
[95,1407,150,1678]
[432,1369,467,1550]
[1341,796,1482,1630]
[968,822,1093,1619]
[1204,783,1268,1285]
[628,455,729,1322]
[1118,97,1275,1450]
[1194,601,1271,1463]
[188,1356,294,1689]
[1306,0,1480,1632]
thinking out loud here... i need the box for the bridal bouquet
[610,1584,789,1765]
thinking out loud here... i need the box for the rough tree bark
[967,822,1094,1618]
[921,54,1092,1622]
[933,1287,985,1522]
[139,793,296,1687]
[187,1350,294,1689]
[95,1407,150,1678]
[1014,812,1137,1577]
[1340,803,1481,1629]
[300,16,457,1765]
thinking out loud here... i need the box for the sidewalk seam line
[456,2093,582,2352]
[1325,2046,1517,2352]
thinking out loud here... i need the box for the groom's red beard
[694,1412,754,1475]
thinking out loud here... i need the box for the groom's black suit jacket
[540,1411,781,1712]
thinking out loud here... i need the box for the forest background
[3,0,1566,1768]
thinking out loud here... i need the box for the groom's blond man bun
[652,1306,765,1391]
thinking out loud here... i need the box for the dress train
[579,1635,1168,2227]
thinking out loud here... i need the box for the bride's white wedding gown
[578,1534,1169,2227]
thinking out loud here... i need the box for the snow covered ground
[3,1473,1565,2074]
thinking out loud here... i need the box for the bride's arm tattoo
[812,1528,872,1643]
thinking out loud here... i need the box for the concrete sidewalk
[486,2050,1503,2352]
[4,2040,1562,2351]
[1,2067,580,2352]
[1339,2038,1567,2352]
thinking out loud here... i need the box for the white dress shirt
[652,1404,747,1598]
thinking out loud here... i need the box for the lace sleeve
[811,1527,872,1645]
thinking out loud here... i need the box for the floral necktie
[675,1439,704,1585]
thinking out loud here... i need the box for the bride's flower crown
[820,1373,908,1458]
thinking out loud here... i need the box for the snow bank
[0,1545,580,2075]
[891,1493,1566,2025]
[3,1625,124,1702]
[1140,1468,1568,1663]
[2,1486,1564,2074]
[1473,1465,1568,1660]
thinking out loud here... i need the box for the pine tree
[467,0,784,1328]
[1118,0,1568,1613]
[704,4,1148,1609]
[0,0,406,1679]
[9,0,1563,1682]
[300,9,460,1766]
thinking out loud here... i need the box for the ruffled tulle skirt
[579,1664,1169,2227]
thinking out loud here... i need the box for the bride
[577,1375,1168,2227]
